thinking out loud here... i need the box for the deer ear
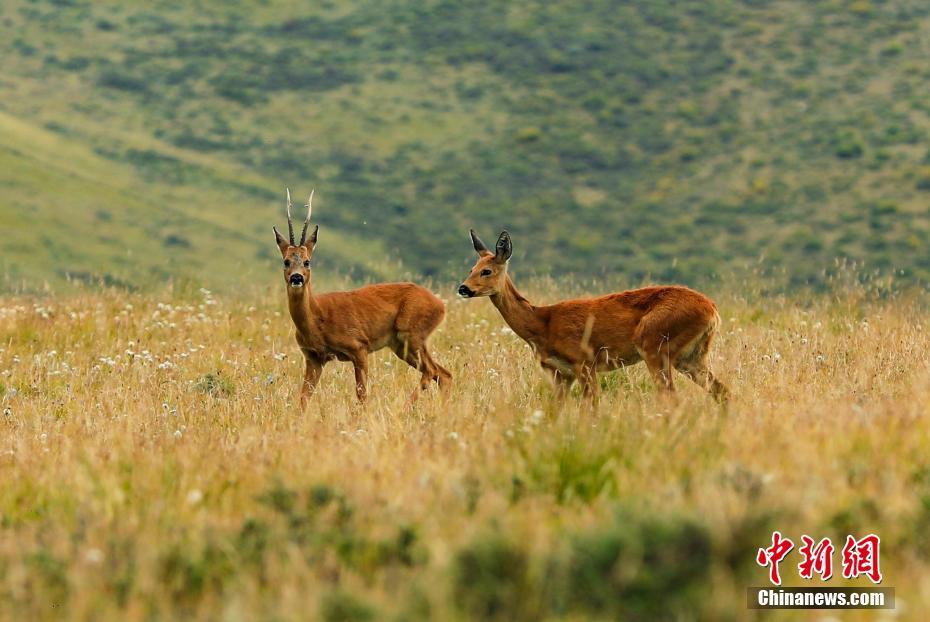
[470,229,492,256]
[304,225,319,248]
[273,226,290,255]
[495,231,513,263]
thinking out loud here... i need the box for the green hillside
[1,0,928,291]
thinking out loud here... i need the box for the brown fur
[460,230,728,403]
[275,226,451,408]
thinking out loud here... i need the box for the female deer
[458,230,728,403]
[274,190,451,407]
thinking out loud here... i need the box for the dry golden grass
[0,281,928,620]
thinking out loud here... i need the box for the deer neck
[490,275,544,343]
[286,283,324,336]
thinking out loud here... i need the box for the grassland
[2,0,930,290]
[2,0,928,619]
[0,279,928,620]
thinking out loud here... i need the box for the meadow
[2,1,928,619]
[0,278,928,621]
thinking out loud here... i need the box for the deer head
[273,188,318,290]
[458,229,513,298]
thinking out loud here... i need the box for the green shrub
[679,144,700,162]
[514,126,542,143]
[452,535,532,621]
[29,550,70,608]
[833,131,864,159]
[320,590,376,622]
[560,509,713,619]
[453,507,725,620]
[829,498,881,536]
[159,541,234,605]
[237,518,271,567]
[97,70,149,93]
[913,495,930,558]
[916,167,930,191]
[163,234,192,248]
[257,480,298,514]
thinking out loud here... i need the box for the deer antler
[285,188,296,246]
[299,189,314,246]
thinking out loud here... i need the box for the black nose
[289,273,305,286]
[458,284,475,298]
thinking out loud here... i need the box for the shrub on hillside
[833,130,864,159]
[916,166,930,191]
[97,70,149,94]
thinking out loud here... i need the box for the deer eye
[303,260,311,268]
[480,269,493,277]
[283,259,291,268]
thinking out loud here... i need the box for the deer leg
[394,303,450,399]
[349,353,369,402]
[675,356,729,404]
[393,342,435,405]
[672,324,729,404]
[574,362,600,406]
[300,353,324,410]
[678,364,730,404]
[635,338,675,396]
[421,347,452,393]
[416,353,432,393]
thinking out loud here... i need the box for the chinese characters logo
[757,532,882,585]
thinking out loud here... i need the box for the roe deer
[458,230,728,403]
[273,189,451,407]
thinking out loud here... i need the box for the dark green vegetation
[451,509,729,621]
[1,0,928,291]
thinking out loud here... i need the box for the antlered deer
[273,189,451,407]
[458,230,728,403]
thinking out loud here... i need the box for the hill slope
[1,0,928,290]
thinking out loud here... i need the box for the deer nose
[458,284,475,298]
[289,273,305,287]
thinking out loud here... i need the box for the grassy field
[3,1,928,619]
[0,278,928,620]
